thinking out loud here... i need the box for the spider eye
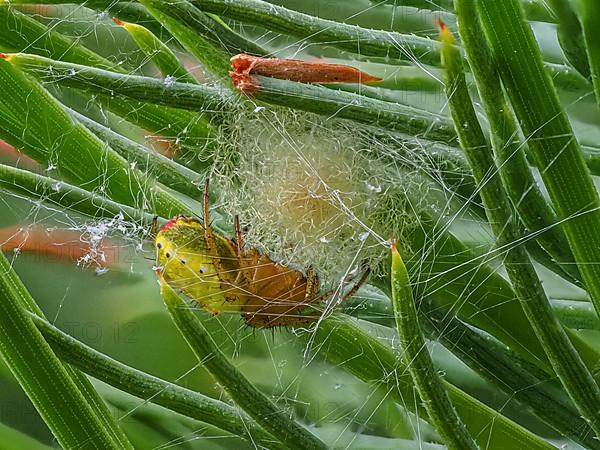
[156,242,162,249]
[199,267,206,274]
[180,259,186,264]
[165,252,171,258]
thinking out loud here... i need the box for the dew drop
[163,75,176,87]
[95,267,109,276]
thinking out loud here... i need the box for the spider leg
[304,268,370,307]
[150,216,158,240]
[202,179,232,281]
[303,266,317,303]
[286,268,370,327]
[340,268,371,302]
[233,215,244,259]
[233,215,252,286]
[312,272,320,298]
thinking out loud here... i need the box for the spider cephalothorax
[154,181,369,328]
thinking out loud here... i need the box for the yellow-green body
[155,216,241,314]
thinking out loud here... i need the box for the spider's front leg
[340,268,371,302]
[202,180,242,299]
[233,215,244,259]
[303,266,319,304]
[232,215,254,289]
[202,179,232,273]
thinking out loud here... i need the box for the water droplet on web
[95,267,109,276]
[163,75,176,87]
[359,231,369,241]
[365,181,381,193]
[253,106,265,113]
[319,236,330,243]
[334,382,342,390]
